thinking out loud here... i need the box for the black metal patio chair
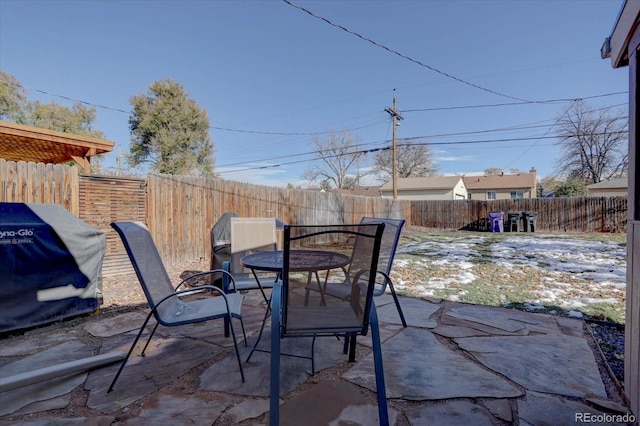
[309,217,407,327]
[268,223,389,425]
[221,217,279,304]
[107,221,247,393]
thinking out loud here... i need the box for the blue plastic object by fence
[488,211,504,232]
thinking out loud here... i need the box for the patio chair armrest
[373,270,392,295]
[175,269,236,291]
[154,283,236,314]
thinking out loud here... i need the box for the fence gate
[79,175,146,277]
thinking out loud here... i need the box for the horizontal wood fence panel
[78,175,146,277]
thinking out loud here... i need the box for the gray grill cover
[0,203,106,333]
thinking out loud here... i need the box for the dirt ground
[99,225,433,312]
[100,258,211,313]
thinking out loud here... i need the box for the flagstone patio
[0,292,634,425]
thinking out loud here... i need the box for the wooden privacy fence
[411,197,628,233]
[0,162,629,275]
[0,159,79,214]
[146,174,410,266]
[78,175,147,276]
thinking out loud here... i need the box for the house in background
[379,176,467,200]
[587,177,628,196]
[463,168,537,200]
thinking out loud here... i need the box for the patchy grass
[391,230,627,323]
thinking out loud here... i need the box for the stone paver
[518,392,619,426]
[0,299,632,425]
[343,327,523,400]
[456,334,608,398]
[86,336,222,413]
[84,311,148,338]
[279,379,398,426]
[376,297,440,328]
[0,340,95,416]
[120,390,232,425]
[404,400,496,426]
[446,304,561,335]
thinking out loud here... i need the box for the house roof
[330,185,382,197]
[603,0,640,68]
[587,177,628,190]
[379,176,462,191]
[0,120,115,173]
[463,172,536,190]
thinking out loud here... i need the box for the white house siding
[381,188,455,200]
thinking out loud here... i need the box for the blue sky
[0,0,628,187]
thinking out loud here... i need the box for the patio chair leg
[108,312,154,393]
[227,313,245,383]
[238,317,247,346]
[348,334,357,362]
[369,305,389,425]
[246,296,272,362]
[388,282,407,327]
[269,283,282,426]
[141,322,160,356]
[311,335,317,374]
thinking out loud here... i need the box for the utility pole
[385,89,404,199]
[116,148,121,176]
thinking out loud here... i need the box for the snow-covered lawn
[391,232,627,322]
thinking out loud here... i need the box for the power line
[2,75,627,139]
[401,92,628,113]
[211,119,385,136]
[217,130,627,176]
[282,0,531,102]
[0,77,130,114]
[3,74,629,177]
[502,101,583,171]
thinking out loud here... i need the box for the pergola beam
[0,121,115,173]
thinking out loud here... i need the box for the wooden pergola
[0,120,115,174]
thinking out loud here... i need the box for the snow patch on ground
[394,234,626,309]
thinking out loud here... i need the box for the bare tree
[373,140,437,183]
[302,131,368,189]
[484,167,503,176]
[554,100,628,184]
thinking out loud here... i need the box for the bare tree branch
[554,100,628,183]
[373,140,437,183]
[302,131,369,189]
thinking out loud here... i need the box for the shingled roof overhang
[0,120,115,173]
